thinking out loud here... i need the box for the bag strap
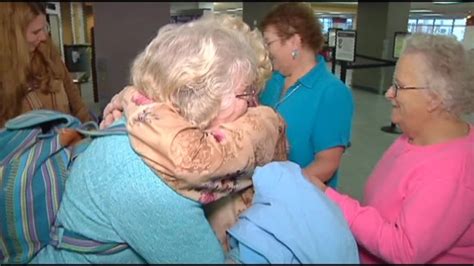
[49,123,130,254]
[49,226,129,254]
[70,123,128,160]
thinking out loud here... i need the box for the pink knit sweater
[326,125,474,264]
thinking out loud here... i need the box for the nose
[385,85,395,100]
[39,31,48,42]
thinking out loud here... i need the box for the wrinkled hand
[99,93,124,129]
[99,86,154,129]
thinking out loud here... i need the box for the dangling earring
[291,49,299,59]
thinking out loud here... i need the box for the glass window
[346,18,353,30]
[407,17,466,41]
[418,19,434,25]
[433,25,452,35]
[452,26,465,41]
[407,24,417,33]
[434,19,454,26]
[454,18,466,26]
[321,17,333,33]
[416,24,434,34]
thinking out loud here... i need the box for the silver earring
[291,49,299,59]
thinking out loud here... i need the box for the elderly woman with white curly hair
[29,15,286,264]
[310,33,474,263]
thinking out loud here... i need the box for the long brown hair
[0,2,64,127]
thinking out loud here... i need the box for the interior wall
[84,4,94,44]
[93,2,170,110]
[60,2,73,45]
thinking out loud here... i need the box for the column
[351,2,410,94]
[93,2,170,109]
[242,2,280,30]
[463,14,474,50]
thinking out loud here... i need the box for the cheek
[26,33,37,45]
[237,100,248,117]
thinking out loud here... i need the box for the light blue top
[227,161,359,264]
[30,119,224,264]
[259,55,354,188]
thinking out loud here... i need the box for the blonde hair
[202,14,272,93]
[130,15,258,129]
[0,2,63,126]
[402,33,474,116]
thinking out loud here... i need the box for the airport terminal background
[47,2,473,201]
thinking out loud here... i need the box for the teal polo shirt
[259,55,354,188]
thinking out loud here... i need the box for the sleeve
[311,82,353,155]
[59,59,92,123]
[104,168,225,263]
[125,105,281,184]
[325,169,474,263]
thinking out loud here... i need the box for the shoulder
[71,133,195,209]
[410,140,474,188]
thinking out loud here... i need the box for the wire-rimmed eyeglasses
[390,81,426,97]
[264,39,279,48]
[235,85,257,107]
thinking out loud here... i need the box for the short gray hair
[401,33,474,115]
[130,15,257,129]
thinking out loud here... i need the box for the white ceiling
[170,2,473,18]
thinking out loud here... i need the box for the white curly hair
[130,15,258,129]
[401,33,474,116]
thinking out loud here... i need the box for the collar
[297,54,327,89]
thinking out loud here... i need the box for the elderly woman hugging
[30,14,286,263]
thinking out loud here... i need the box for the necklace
[274,83,302,110]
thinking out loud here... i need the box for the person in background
[259,2,354,188]
[0,2,91,127]
[30,15,282,263]
[311,33,474,264]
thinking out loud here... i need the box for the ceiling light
[410,9,433,13]
[433,2,460,4]
[420,13,444,16]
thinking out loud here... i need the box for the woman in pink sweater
[310,33,474,263]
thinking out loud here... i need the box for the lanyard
[274,83,302,110]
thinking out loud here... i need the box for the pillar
[93,2,170,110]
[242,2,280,30]
[351,2,410,94]
[463,14,474,50]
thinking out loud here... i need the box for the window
[407,17,466,41]
[319,17,333,34]
[346,18,353,30]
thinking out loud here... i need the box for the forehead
[395,53,426,82]
[263,25,279,37]
[27,14,46,30]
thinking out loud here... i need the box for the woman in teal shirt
[259,3,354,188]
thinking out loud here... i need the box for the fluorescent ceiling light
[433,2,459,4]
[226,8,242,12]
[420,13,443,16]
[410,9,433,13]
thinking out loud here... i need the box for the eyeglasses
[390,81,426,97]
[264,39,279,48]
[235,85,257,106]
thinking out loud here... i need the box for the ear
[290,33,302,48]
[426,92,443,113]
